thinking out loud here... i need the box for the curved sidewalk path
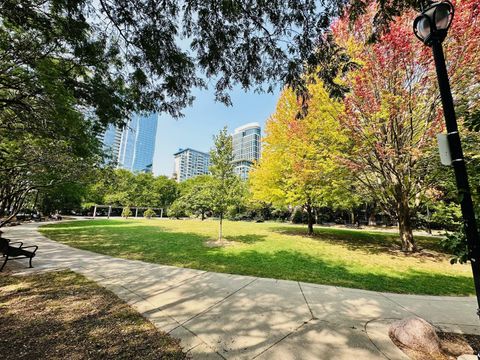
[2,223,479,359]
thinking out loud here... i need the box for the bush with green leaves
[143,208,156,219]
[440,207,479,264]
[440,229,468,264]
[291,208,304,224]
[168,200,187,219]
[430,202,462,231]
[271,207,291,222]
[121,206,132,219]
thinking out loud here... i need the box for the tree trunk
[398,199,417,252]
[219,212,223,240]
[350,210,355,225]
[201,210,205,221]
[306,205,314,236]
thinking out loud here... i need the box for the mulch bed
[393,331,480,359]
[0,270,188,360]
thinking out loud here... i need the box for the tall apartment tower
[173,148,210,182]
[101,124,123,163]
[100,113,158,173]
[232,122,261,180]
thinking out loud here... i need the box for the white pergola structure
[92,205,164,219]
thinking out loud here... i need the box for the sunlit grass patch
[40,219,474,296]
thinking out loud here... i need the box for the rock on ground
[389,317,443,357]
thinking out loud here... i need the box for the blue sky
[152,87,280,176]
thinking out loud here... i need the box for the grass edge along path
[39,219,475,296]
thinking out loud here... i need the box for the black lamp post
[414,0,480,318]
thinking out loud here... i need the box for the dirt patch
[204,239,236,248]
[0,270,187,360]
[391,331,479,359]
[386,247,448,261]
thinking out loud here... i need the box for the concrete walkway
[2,223,479,359]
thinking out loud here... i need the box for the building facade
[100,124,123,163]
[173,148,210,182]
[232,122,261,180]
[100,113,158,173]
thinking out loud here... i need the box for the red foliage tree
[332,0,479,251]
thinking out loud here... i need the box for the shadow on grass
[271,225,446,255]
[226,234,267,244]
[41,219,145,230]
[40,224,473,296]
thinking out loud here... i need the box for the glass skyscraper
[101,124,122,163]
[232,122,261,180]
[101,113,158,173]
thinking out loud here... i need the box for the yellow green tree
[250,81,359,235]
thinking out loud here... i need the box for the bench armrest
[9,241,23,247]
[21,245,38,254]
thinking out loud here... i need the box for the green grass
[39,219,474,296]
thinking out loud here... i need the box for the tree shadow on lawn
[270,225,446,257]
[41,219,144,230]
[42,225,473,296]
[201,249,474,296]
[225,234,267,244]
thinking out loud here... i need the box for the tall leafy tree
[179,175,214,220]
[332,0,480,251]
[250,82,358,235]
[209,127,241,240]
[153,176,179,210]
[333,7,440,251]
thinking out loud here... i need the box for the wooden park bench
[0,237,38,272]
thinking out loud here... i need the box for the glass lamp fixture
[413,0,454,45]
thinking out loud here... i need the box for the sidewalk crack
[298,282,317,320]
[176,277,258,330]
[251,318,317,359]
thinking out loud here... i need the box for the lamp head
[413,0,454,46]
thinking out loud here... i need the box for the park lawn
[40,219,474,296]
[0,270,186,360]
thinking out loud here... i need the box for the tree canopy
[250,81,359,235]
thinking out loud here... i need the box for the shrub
[143,208,156,219]
[121,206,132,219]
[291,208,304,224]
[271,207,290,222]
[441,229,468,264]
[168,200,187,219]
[430,202,462,231]
[440,206,479,264]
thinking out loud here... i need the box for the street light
[414,0,480,318]
[413,1,454,45]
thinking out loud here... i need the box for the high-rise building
[173,148,210,182]
[100,113,158,173]
[232,122,261,180]
[100,124,123,163]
